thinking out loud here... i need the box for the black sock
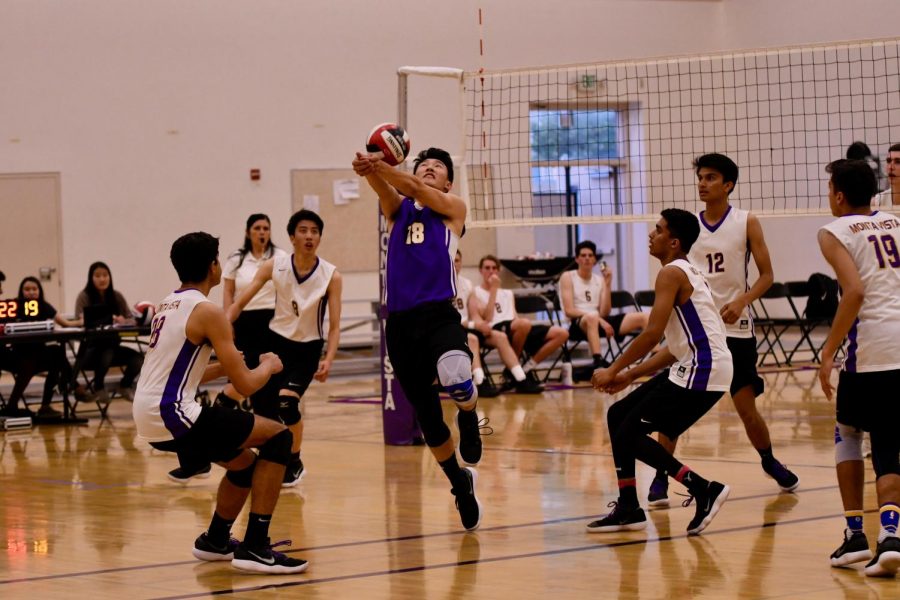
[619,484,639,507]
[757,445,774,463]
[291,451,301,464]
[458,407,478,429]
[439,454,468,490]
[244,512,272,548]
[679,469,710,496]
[592,354,605,368]
[208,512,235,545]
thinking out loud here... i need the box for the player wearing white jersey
[648,154,798,507]
[818,159,900,577]
[587,209,732,535]
[132,231,308,574]
[873,143,900,209]
[228,209,343,488]
[560,240,649,370]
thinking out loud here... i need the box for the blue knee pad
[258,427,293,465]
[437,350,477,409]
[225,455,257,488]
[278,395,302,426]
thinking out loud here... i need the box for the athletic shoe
[476,380,500,398]
[762,458,799,492]
[586,501,647,533]
[282,459,305,488]
[37,405,63,419]
[830,529,873,567]
[864,536,900,577]
[685,481,730,535]
[514,375,544,394]
[168,463,212,484]
[457,410,492,465]
[231,539,309,575]
[647,474,670,508]
[116,386,135,402]
[214,392,241,410]
[192,533,240,561]
[452,467,482,531]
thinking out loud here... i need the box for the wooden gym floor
[0,366,897,599]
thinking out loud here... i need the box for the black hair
[693,153,739,194]
[17,276,51,314]
[826,159,878,208]
[846,141,873,160]
[287,209,324,237]
[171,232,220,283]
[0,270,5,282]
[661,208,701,253]
[889,143,900,154]
[575,240,597,257]
[413,147,454,183]
[234,213,275,270]
[83,261,119,310]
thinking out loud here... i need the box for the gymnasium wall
[1,0,898,309]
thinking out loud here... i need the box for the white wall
[1,0,898,308]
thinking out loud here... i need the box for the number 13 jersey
[689,206,752,338]
[820,211,900,372]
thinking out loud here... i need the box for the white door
[0,173,64,309]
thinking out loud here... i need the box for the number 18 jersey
[820,211,900,372]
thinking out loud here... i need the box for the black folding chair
[783,280,835,364]
[633,290,655,310]
[753,282,795,367]
[513,293,570,382]
[603,291,644,362]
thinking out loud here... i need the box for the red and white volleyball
[366,123,410,166]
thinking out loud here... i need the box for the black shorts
[568,313,627,342]
[726,336,764,397]
[615,371,725,439]
[271,333,324,397]
[465,328,486,346]
[149,405,255,464]
[493,321,550,355]
[836,369,900,432]
[387,300,471,404]
[232,309,274,369]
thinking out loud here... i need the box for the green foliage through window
[530,109,618,161]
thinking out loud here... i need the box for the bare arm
[817,229,864,400]
[314,272,343,382]
[721,213,774,324]
[598,268,613,317]
[560,273,583,319]
[187,302,281,397]
[222,277,236,311]
[54,313,79,328]
[226,258,274,322]
[353,152,403,222]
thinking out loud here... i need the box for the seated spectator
[472,255,568,386]
[454,250,542,395]
[560,240,649,370]
[71,262,143,403]
[0,276,78,418]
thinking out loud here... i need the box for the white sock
[473,368,485,385]
[522,358,537,373]
[511,365,527,382]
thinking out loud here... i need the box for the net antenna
[401,38,900,228]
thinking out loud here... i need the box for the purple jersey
[386,198,459,312]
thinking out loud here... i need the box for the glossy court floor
[1,366,897,599]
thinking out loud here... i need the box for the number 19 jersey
[689,206,753,338]
[820,211,900,372]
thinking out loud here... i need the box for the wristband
[468,320,475,330]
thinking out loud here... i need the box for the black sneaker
[498,369,516,393]
[762,458,799,492]
[214,392,241,410]
[514,375,544,394]
[586,501,647,532]
[452,467,482,531]
[282,459,305,488]
[647,474,670,508]
[864,536,900,577]
[231,539,308,574]
[476,380,500,398]
[457,410,493,465]
[168,463,212,484]
[685,481,730,535]
[830,529,873,567]
[192,533,240,561]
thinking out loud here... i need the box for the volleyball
[366,123,410,166]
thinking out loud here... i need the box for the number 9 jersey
[689,206,753,338]
[820,211,900,372]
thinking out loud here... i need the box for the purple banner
[379,210,423,445]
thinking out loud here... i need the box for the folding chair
[513,293,570,382]
[633,290,655,311]
[753,282,795,367]
[783,280,835,364]
[603,291,644,362]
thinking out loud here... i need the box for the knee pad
[278,395,302,426]
[437,350,477,410]
[834,423,864,464]
[225,455,257,488]
[258,427,293,465]
[870,430,900,478]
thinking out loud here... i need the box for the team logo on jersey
[740,319,749,330]
[677,365,687,378]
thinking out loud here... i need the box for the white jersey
[665,260,733,392]
[223,246,287,311]
[473,286,516,326]
[873,189,898,210]
[269,253,336,342]
[568,270,603,315]
[820,211,900,372]
[454,275,474,323]
[133,289,213,442]
[689,206,753,338]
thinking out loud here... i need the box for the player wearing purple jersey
[353,146,483,531]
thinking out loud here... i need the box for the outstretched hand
[352,152,379,176]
